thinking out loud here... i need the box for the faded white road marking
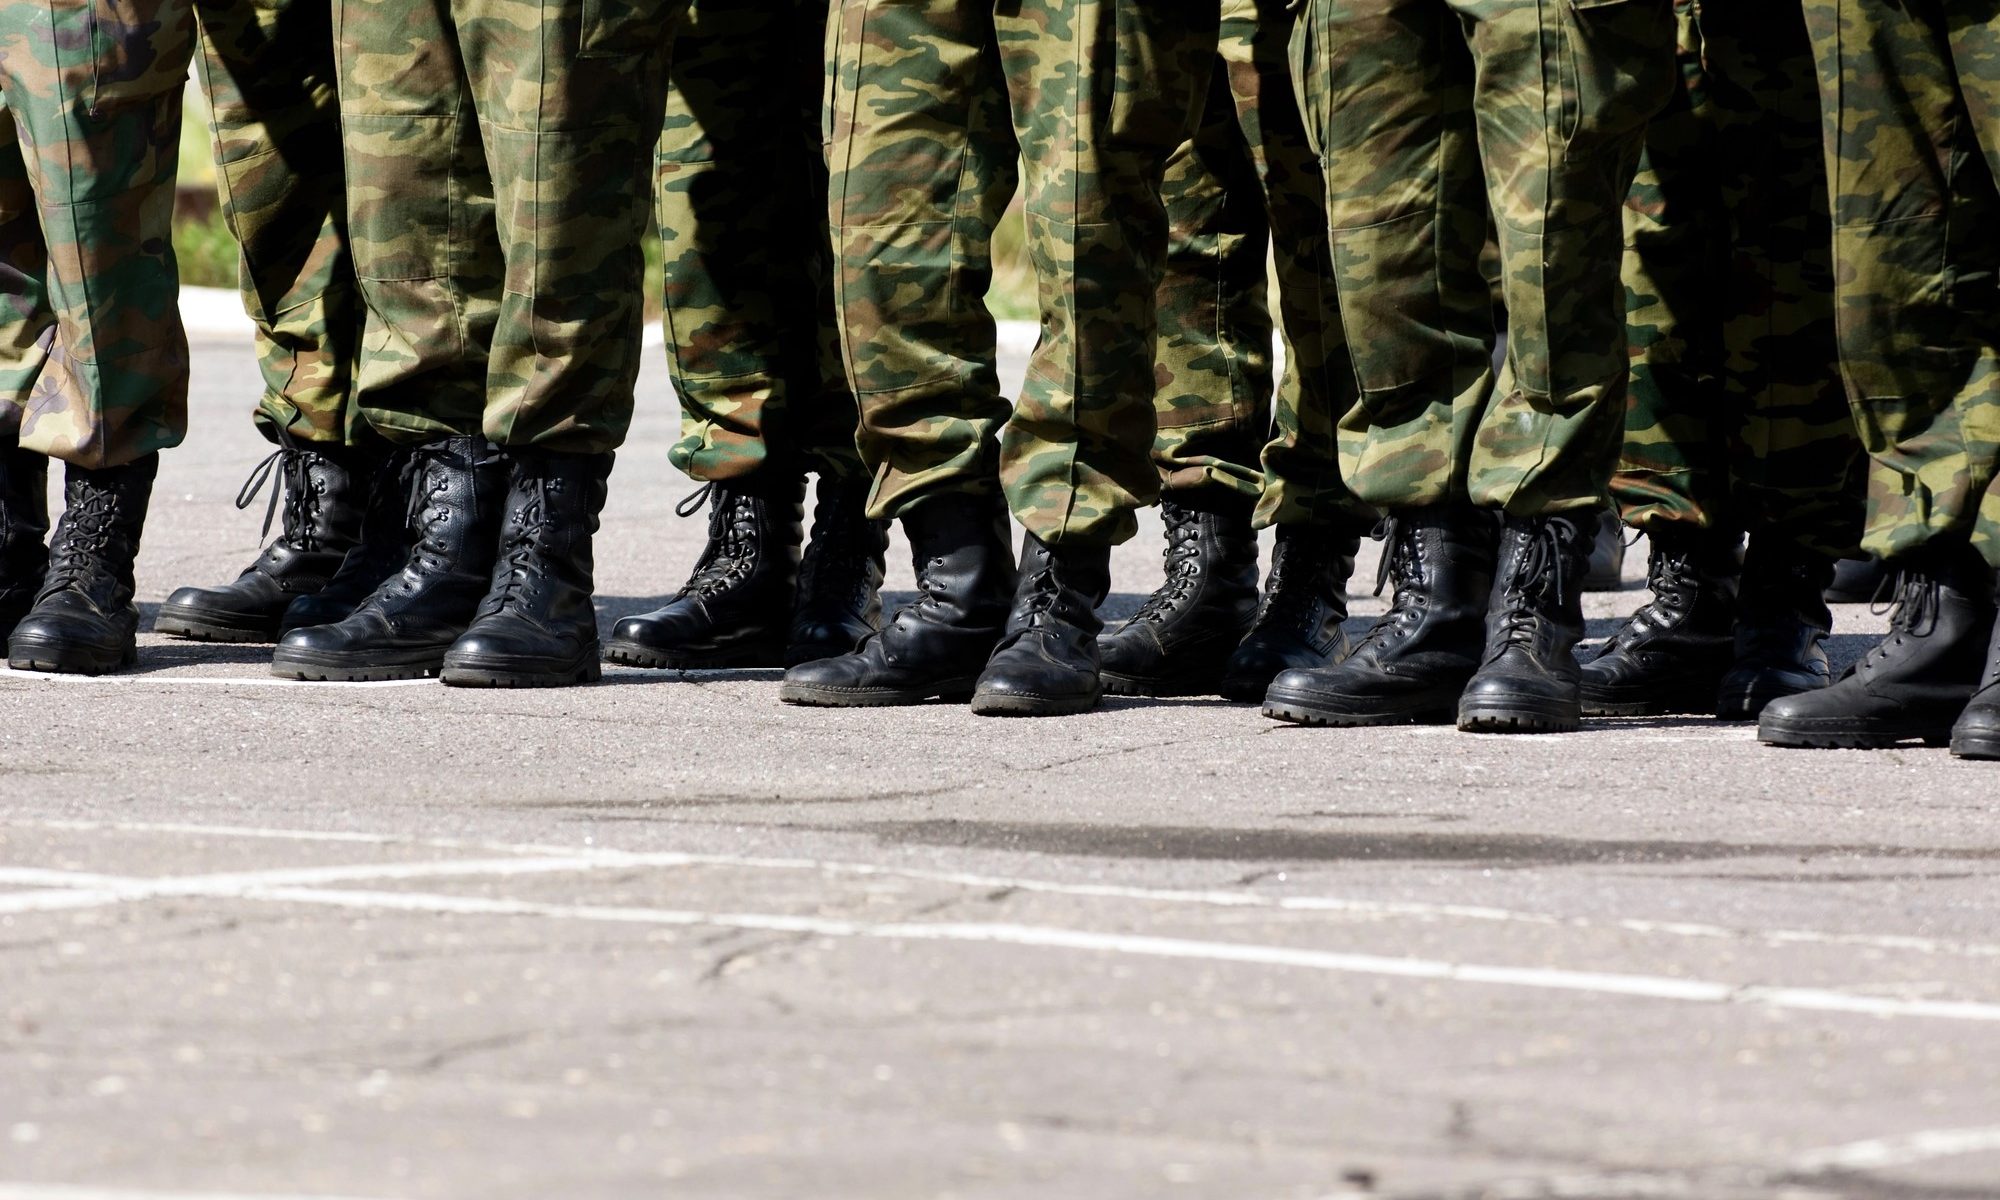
[10,818,2000,960]
[0,668,434,689]
[0,1186,391,1200]
[1790,1124,2000,1171]
[224,885,2000,1023]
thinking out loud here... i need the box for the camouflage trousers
[1803,0,2000,571]
[660,0,860,484]
[335,0,673,453]
[1152,0,1375,533]
[1613,0,1862,561]
[0,0,363,467]
[1293,0,1675,515]
[827,0,1218,546]
[0,0,191,469]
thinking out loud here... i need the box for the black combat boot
[1951,608,2000,761]
[1263,504,1496,726]
[786,475,890,666]
[605,476,805,669]
[0,444,50,638]
[278,449,417,634]
[971,534,1112,717]
[1218,523,1360,702]
[1760,544,1995,749]
[1825,555,1887,604]
[1458,511,1595,733]
[8,454,158,675]
[270,436,506,681]
[1716,541,1837,720]
[1579,527,1740,717]
[1582,508,1628,592]
[780,492,1015,706]
[441,450,611,688]
[156,442,372,642]
[1097,497,1259,697]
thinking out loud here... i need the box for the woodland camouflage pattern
[658,0,861,485]
[1152,0,1375,533]
[0,0,192,469]
[1614,0,1862,561]
[1803,0,2000,571]
[1293,0,1674,515]
[335,0,672,453]
[827,0,1217,546]
[197,0,364,447]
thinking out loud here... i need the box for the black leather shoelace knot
[1129,507,1204,625]
[1492,521,1573,652]
[41,487,120,595]
[680,487,760,600]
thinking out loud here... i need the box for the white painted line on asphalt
[0,1186,393,1200]
[1790,1124,2000,1171]
[12,818,2000,960]
[0,668,434,689]
[228,885,2000,1023]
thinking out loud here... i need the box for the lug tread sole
[442,660,603,689]
[1100,670,1213,699]
[270,647,447,683]
[1758,717,1954,750]
[778,678,979,708]
[1951,731,2000,760]
[154,610,281,644]
[603,638,785,672]
[1262,696,1457,728]
[970,689,1102,718]
[7,638,138,676]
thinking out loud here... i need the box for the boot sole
[1101,670,1216,699]
[1579,683,1717,719]
[7,637,137,676]
[1758,715,1953,750]
[155,605,281,644]
[603,637,784,671]
[1261,688,1458,728]
[778,676,980,708]
[1458,695,1583,734]
[441,651,603,689]
[1951,730,2000,760]
[969,687,1102,718]
[1714,682,1813,722]
[270,646,446,683]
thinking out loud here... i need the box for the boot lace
[1600,544,1699,651]
[233,430,328,552]
[1251,538,1325,638]
[1345,517,1423,657]
[1491,519,1575,653]
[1128,504,1204,625]
[41,484,124,596]
[480,482,556,617]
[1850,568,1942,675]
[675,483,762,600]
[799,487,876,610]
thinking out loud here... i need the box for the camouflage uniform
[826,1,1218,546]
[659,0,860,485]
[334,0,674,454]
[0,0,362,466]
[1292,0,1675,515]
[1802,0,2000,571]
[1152,0,1374,533]
[1613,0,1862,560]
[0,0,193,469]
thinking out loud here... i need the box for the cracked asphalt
[1,330,1997,1200]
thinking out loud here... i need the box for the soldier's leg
[0,96,53,637]
[1264,0,1504,730]
[0,0,194,675]
[779,1,1023,710]
[158,0,383,644]
[969,0,1217,718]
[1583,1,1743,718]
[611,0,888,673]
[1098,35,1270,699]
[1453,0,1674,734]
[1764,0,1999,751]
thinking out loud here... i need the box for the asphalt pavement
[0,309,1995,1200]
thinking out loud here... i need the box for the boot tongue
[1128,508,1203,624]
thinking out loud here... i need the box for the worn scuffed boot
[8,454,158,675]
[606,476,805,669]
[442,450,612,688]
[780,492,1015,706]
[1716,541,1837,720]
[1580,527,1740,717]
[1263,505,1495,726]
[157,442,372,642]
[279,449,417,635]
[1458,512,1595,734]
[1950,611,2000,761]
[1760,545,1995,749]
[972,534,1112,717]
[1219,524,1360,703]
[0,444,50,638]
[270,437,506,681]
[1098,497,1259,697]
[786,475,890,666]
[1582,508,1628,591]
